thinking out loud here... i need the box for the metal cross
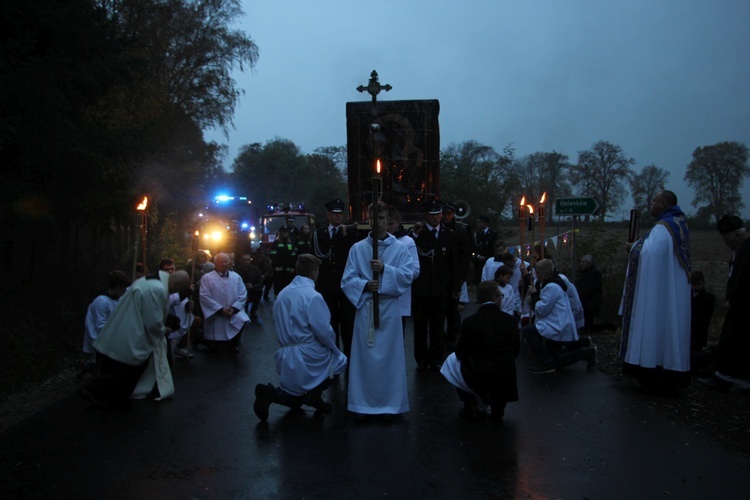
[356,70,392,106]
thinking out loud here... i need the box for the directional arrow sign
[555,197,600,216]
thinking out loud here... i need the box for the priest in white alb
[199,252,249,352]
[619,190,691,393]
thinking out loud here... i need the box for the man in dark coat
[440,280,520,422]
[410,200,460,371]
[711,214,750,391]
[576,254,603,333]
[312,199,358,358]
[471,215,497,286]
[441,203,471,349]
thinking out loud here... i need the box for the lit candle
[539,192,547,254]
[519,196,526,261]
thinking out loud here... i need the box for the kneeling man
[441,280,520,422]
[253,254,347,421]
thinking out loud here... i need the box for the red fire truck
[254,202,315,251]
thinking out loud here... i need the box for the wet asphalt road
[0,300,748,499]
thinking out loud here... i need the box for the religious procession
[71,74,749,429]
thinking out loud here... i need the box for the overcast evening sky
[204,0,750,219]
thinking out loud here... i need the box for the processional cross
[356,70,393,330]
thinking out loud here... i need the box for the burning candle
[539,192,547,252]
[519,196,526,260]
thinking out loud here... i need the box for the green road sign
[555,197,600,216]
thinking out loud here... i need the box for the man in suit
[442,203,471,349]
[440,280,520,422]
[472,215,497,286]
[312,199,358,358]
[411,200,460,371]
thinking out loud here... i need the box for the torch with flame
[539,192,547,252]
[136,196,148,211]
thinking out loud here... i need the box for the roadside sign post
[554,197,600,277]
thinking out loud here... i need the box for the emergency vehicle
[255,202,315,250]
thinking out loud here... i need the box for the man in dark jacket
[312,199,358,358]
[411,200,460,371]
[440,280,520,422]
[472,215,497,285]
[442,203,471,349]
[576,254,603,333]
[711,215,750,392]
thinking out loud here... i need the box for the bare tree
[629,164,669,211]
[684,141,750,221]
[570,141,635,220]
[440,141,516,223]
[513,151,572,222]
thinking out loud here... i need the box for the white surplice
[342,233,415,414]
[619,224,690,371]
[200,270,249,341]
[272,275,347,396]
[397,234,420,316]
[94,271,174,400]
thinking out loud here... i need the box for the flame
[540,192,547,204]
[376,159,381,175]
[194,230,200,237]
[520,196,526,206]
[527,205,534,214]
[136,196,148,211]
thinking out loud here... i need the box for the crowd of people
[78,191,749,421]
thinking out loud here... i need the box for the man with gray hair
[200,252,249,353]
[522,259,596,374]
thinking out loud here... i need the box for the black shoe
[254,383,274,421]
[430,363,442,372]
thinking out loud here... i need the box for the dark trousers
[323,292,355,359]
[445,294,462,349]
[262,276,273,299]
[521,325,586,368]
[247,289,262,316]
[412,294,447,366]
[88,354,148,405]
[273,377,335,408]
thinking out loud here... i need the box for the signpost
[554,197,600,277]
[555,197,600,216]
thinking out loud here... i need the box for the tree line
[229,137,749,228]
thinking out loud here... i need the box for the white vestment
[94,272,174,400]
[534,281,578,342]
[167,293,193,340]
[559,274,585,329]
[480,258,502,283]
[498,282,521,317]
[397,234,420,316]
[272,275,347,396]
[342,234,415,414]
[83,294,118,354]
[619,224,690,371]
[200,270,249,341]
